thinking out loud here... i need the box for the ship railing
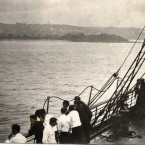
[26,135,35,143]
[90,91,137,127]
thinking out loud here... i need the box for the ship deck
[91,118,145,144]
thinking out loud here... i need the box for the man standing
[26,115,44,143]
[42,117,57,143]
[74,100,90,143]
[67,105,82,143]
[57,107,70,143]
[6,124,26,143]
[74,96,92,121]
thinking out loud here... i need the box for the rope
[90,77,117,108]
[77,86,91,97]
[90,26,145,114]
[117,26,145,73]
[43,96,67,110]
[49,96,66,101]
[99,39,145,124]
[92,86,105,92]
[89,74,115,105]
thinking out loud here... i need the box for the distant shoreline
[0,23,144,42]
[0,38,130,43]
[0,33,129,43]
[0,32,143,43]
[0,38,140,43]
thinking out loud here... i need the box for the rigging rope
[90,77,117,107]
[89,74,116,105]
[90,26,145,109]
[117,26,145,73]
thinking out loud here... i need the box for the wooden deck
[91,118,145,144]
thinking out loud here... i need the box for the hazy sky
[0,0,145,27]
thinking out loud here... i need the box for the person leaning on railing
[74,100,90,143]
[74,96,92,121]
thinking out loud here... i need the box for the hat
[74,96,81,101]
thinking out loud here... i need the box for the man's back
[76,104,90,125]
[67,110,81,128]
[80,101,92,121]
[43,123,56,143]
[58,114,70,132]
[9,133,26,143]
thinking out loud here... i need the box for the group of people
[5,96,92,144]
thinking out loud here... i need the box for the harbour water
[0,40,144,142]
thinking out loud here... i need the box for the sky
[0,0,145,28]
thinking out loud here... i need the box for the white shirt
[67,110,81,128]
[44,114,54,127]
[37,117,40,121]
[44,114,57,131]
[57,114,70,132]
[42,124,56,144]
[6,133,26,143]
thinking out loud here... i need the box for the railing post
[88,86,93,106]
[47,97,50,114]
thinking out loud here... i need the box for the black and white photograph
[0,0,145,144]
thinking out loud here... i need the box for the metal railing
[89,91,137,128]
[26,135,35,143]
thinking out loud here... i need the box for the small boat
[27,27,145,143]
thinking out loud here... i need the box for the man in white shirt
[57,107,70,143]
[67,105,82,143]
[42,117,57,144]
[5,124,26,143]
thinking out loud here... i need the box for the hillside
[60,33,128,42]
[0,23,144,41]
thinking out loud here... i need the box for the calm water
[0,40,144,142]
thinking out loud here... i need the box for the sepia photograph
[0,0,145,144]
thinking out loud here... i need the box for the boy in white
[42,117,57,143]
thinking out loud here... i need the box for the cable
[117,26,145,73]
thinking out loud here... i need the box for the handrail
[90,90,137,127]
[42,84,137,127]
[26,135,35,143]
[90,99,109,110]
